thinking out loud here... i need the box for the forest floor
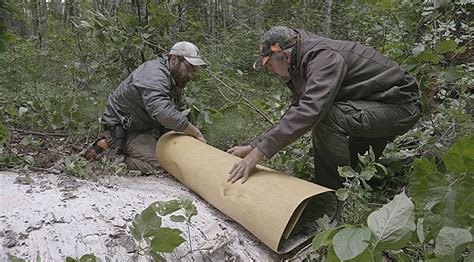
[0,131,314,261]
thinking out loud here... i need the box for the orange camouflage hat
[253,26,296,70]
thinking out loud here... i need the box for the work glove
[83,136,110,161]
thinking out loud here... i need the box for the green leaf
[131,206,162,240]
[411,158,449,211]
[416,49,442,63]
[150,228,185,253]
[312,225,347,250]
[465,251,474,262]
[338,166,357,178]
[0,124,10,144]
[359,168,375,181]
[434,227,472,261]
[347,248,377,262]
[333,227,371,260]
[443,135,474,173]
[375,0,398,9]
[179,197,198,220]
[18,106,28,117]
[412,43,425,56]
[7,254,26,262]
[129,224,141,241]
[391,252,413,262]
[148,251,165,262]
[367,192,415,251]
[170,215,186,222]
[79,21,93,29]
[336,188,349,201]
[411,137,474,237]
[20,135,42,146]
[326,246,339,262]
[432,0,450,8]
[79,254,98,262]
[153,200,181,216]
[435,40,457,54]
[316,214,332,231]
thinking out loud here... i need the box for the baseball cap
[169,41,207,67]
[253,26,296,70]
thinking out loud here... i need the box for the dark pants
[312,100,421,189]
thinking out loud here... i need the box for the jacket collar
[289,29,321,78]
[162,54,177,87]
[289,29,307,76]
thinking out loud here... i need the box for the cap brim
[184,56,207,67]
[253,56,265,70]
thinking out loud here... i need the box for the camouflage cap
[253,26,296,69]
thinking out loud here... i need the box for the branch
[9,128,69,137]
[205,68,274,125]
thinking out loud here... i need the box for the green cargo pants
[102,130,161,174]
[312,100,420,189]
[124,131,161,174]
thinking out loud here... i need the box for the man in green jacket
[91,41,207,173]
[227,26,421,189]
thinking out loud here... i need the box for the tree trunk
[134,0,141,25]
[222,0,228,30]
[324,0,332,37]
[31,0,39,36]
[206,0,213,36]
[256,0,264,31]
[55,0,62,17]
[40,0,47,27]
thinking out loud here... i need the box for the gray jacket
[252,29,420,158]
[101,55,188,132]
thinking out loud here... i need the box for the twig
[9,128,69,137]
[205,68,274,125]
[29,166,61,174]
[177,242,208,259]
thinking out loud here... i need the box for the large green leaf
[130,206,162,240]
[435,40,457,54]
[333,227,371,260]
[153,200,182,216]
[443,135,474,173]
[411,158,450,211]
[149,251,165,262]
[367,192,415,251]
[411,137,474,237]
[150,228,185,253]
[0,123,9,144]
[416,49,443,63]
[434,227,472,261]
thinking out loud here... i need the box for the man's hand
[227,145,252,158]
[228,147,264,184]
[184,123,207,143]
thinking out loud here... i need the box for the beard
[171,62,191,87]
[171,65,190,87]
